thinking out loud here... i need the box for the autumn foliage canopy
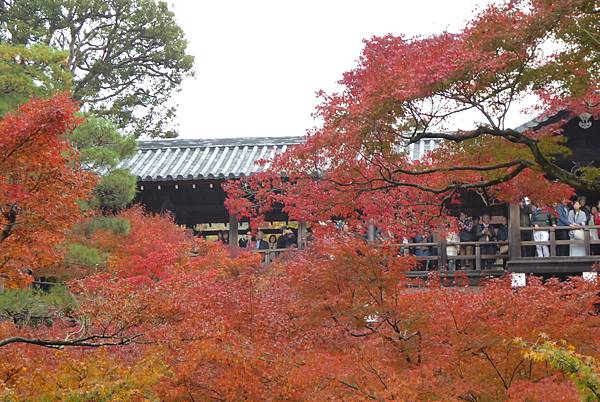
[1,223,599,400]
[225,0,598,238]
[1,0,600,400]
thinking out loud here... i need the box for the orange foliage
[107,207,192,280]
[0,222,599,400]
[0,95,96,286]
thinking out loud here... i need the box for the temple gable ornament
[578,112,593,130]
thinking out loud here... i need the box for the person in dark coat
[475,214,496,269]
[277,227,297,249]
[238,234,248,248]
[495,216,509,268]
[458,212,474,269]
[254,230,269,250]
[276,227,289,249]
[555,198,571,256]
[218,231,229,245]
[520,198,534,257]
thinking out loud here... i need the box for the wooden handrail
[252,248,299,254]
[383,241,509,247]
[518,225,600,230]
[516,224,600,258]
[250,247,300,264]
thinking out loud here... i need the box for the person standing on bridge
[475,214,496,269]
[530,203,556,258]
[555,198,571,256]
[568,200,588,256]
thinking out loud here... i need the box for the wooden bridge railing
[252,241,511,271]
[518,225,600,258]
[380,241,509,271]
[253,226,600,270]
[253,248,300,264]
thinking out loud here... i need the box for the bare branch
[0,334,143,349]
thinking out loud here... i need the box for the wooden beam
[475,244,481,270]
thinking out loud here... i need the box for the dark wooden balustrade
[251,224,600,278]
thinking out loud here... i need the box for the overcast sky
[168,0,499,139]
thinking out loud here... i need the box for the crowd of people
[405,195,600,271]
[455,213,509,269]
[405,213,509,270]
[214,226,300,252]
[206,196,600,269]
[523,195,600,257]
[234,226,299,250]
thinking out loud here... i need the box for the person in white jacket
[568,200,588,256]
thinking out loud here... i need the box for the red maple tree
[0,95,96,286]
[225,0,597,238]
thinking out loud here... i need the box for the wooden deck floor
[507,256,600,273]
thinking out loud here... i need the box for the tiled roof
[514,110,571,133]
[119,136,305,181]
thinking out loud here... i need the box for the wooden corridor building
[117,136,306,244]
[119,112,600,281]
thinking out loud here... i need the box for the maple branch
[365,361,388,390]
[407,125,600,191]
[332,161,529,195]
[0,334,144,349]
[0,121,48,165]
[337,379,380,400]
[391,160,530,176]
[477,348,509,390]
[508,358,526,388]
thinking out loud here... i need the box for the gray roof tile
[120,136,305,181]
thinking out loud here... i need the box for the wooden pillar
[229,215,238,248]
[584,228,591,256]
[549,227,556,257]
[367,221,376,244]
[508,203,521,259]
[298,221,307,249]
[438,236,448,270]
[475,244,482,270]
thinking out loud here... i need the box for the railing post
[438,236,448,270]
[584,228,591,256]
[549,227,556,257]
[508,203,521,259]
[229,215,238,248]
[475,244,481,270]
[367,221,375,244]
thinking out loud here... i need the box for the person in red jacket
[594,201,600,226]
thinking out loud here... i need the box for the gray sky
[169,0,498,139]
